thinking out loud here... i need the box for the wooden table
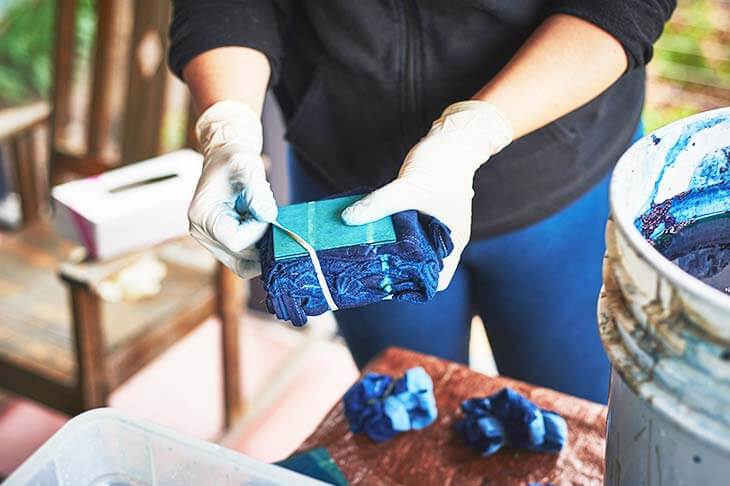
[300,348,607,485]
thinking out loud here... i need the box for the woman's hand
[341,101,513,290]
[189,100,278,276]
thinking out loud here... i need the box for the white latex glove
[341,100,513,291]
[189,100,278,276]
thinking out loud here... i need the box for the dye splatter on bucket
[599,107,730,485]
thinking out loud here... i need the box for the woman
[169,1,674,403]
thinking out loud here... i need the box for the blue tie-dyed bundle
[455,388,568,456]
[258,197,453,326]
[343,366,438,442]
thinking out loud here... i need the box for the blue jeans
[287,127,641,403]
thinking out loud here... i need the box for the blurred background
[644,0,730,130]
[2,0,730,133]
[0,0,729,481]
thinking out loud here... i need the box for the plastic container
[599,107,730,485]
[5,408,327,485]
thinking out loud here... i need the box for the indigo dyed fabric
[343,366,437,442]
[258,194,453,326]
[455,388,568,456]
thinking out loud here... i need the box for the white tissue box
[52,149,203,260]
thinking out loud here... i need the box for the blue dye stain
[689,147,730,188]
[379,255,393,293]
[651,134,661,145]
[640,113,729,213]
[636,114,730,295]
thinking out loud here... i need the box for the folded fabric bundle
[455,388,568,456]
[343,366,438,443]
[258,194,453,326]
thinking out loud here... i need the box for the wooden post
[66,278,108,410]
[216,263,245,429]
[121,0,171,164]
[87,0,133,162]
[11,130,40,224]
[51,0,77,150]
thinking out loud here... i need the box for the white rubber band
[272,221,339,311]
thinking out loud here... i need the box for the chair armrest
[59,250,146,288]
[0,102,50,141]
[59,236,260,290]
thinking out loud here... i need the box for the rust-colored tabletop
[299,348,607,485]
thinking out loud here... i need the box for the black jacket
[169,0,675,238]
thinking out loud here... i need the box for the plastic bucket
[599,107,730,484]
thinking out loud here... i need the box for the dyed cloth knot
[343,366,438,442]
[455,388,567,456]
[258,193,453,326]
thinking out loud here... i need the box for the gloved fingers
[234,257,262,278]
[224,152,278,224]
[190,228,241,273]
[190,227,262,278]
[437,252,461,291]
[341,180,416,226]
[208,205,271,253]
[436,229,469,291]
[239,177,278,223]
[238,245,260,263]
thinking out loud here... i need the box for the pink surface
[0,315,358,477]
[0,403,66,475]
[232,341,357,462]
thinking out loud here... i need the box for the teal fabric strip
[273,195,396,261]
[272,220,339,310]
[275,447,349,485]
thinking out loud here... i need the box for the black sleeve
[168,0,285,83]
[541,0,676,70]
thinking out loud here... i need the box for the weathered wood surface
[68,277,107,408]
[0,227,220,414]
[87,0,133,162]
[121,0,171,164]
[50,0,77,149]
[51,0,177,174]
[300,348,608,486]
[10,125,50,223]
[0,103,51,224]
[0,225,78,392]
[0,0,240,429]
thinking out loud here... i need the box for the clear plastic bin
[5,408,327,485]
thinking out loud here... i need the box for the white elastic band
[272,221,339,311]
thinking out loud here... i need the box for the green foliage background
[0,0,95,108]
[645,0,730,131]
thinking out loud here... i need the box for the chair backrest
[1,1,192,225]
[51,0,182,180]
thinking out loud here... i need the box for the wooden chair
[0,0,248,432]
[51,0,182,177]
